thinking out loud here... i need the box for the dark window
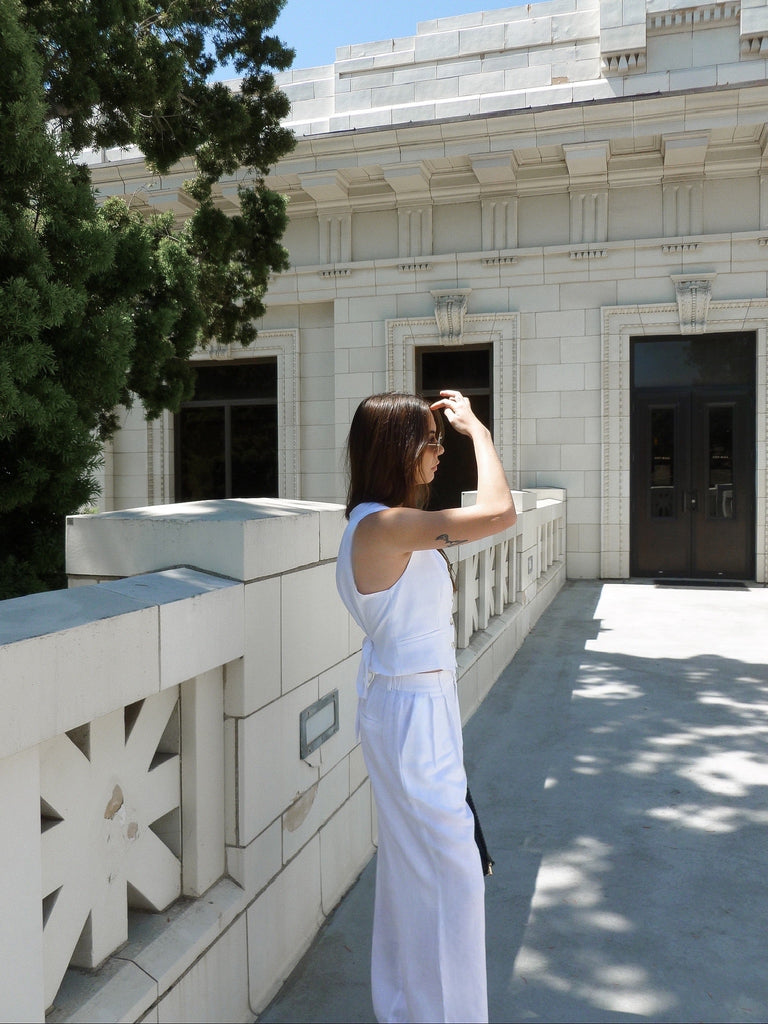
[176,361,278,501]
[707,404,735,519]
[417,345,493,510]
[649,406,676,518]
[632,332,754,388]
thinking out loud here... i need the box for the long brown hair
[344,392,440,517]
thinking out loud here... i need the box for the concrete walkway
[259,580,768,1023]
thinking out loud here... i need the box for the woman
[336,390,516,1024]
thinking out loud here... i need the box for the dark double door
[630,334,756,580]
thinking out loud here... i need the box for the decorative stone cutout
[671,274,717,334]
[431,290,471,345]
[40,690,181,1005]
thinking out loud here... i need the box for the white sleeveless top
[336,502,456,698]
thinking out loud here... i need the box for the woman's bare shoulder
[356,505,426,540]
[352,509,413,593]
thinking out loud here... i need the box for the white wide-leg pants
[358,670,488,1024]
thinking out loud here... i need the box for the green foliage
[0,0,295,596]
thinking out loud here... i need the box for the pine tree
[0,0,295,596]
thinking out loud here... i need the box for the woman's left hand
[430,390,486,439]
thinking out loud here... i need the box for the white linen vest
[336,502,456,692]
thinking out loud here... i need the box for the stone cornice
[88,86,768,217]
[278,84,765,174]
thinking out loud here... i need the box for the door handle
[683,490,698,511]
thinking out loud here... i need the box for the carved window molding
[386,310,520,486]
[184,330,301,499]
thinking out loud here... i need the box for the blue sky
[271,0,527,71]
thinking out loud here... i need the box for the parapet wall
[271,0,768,135]
[0,493,565,1021]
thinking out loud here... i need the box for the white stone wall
[0,493,565,1021]
[88,0,768,582]
[0,501,376,1021]
[272,0,765,133]
[0,565,243,1019]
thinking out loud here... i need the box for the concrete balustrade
[452,488,566,721]
[0,492,564,1022]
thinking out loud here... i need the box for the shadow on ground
[260,580,768,1023]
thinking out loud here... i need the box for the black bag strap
[466,786,494,877]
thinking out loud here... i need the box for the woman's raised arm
[362,391,517,556]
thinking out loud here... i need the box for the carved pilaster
[398,206,432,259]
[569,190,608,245]
[481,197,518,251]
[564,144,609,245]
[662,181,703,236]
[319,213,351,264]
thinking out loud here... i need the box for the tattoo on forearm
[436,533,468,547]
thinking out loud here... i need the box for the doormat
[654,579,750,590]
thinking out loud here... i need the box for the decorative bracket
[601,50,647,74]
[431,290,471,345]
[671,274,716,335]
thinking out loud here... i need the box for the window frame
[174,357,279,502]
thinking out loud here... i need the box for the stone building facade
[90,0,768,582]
